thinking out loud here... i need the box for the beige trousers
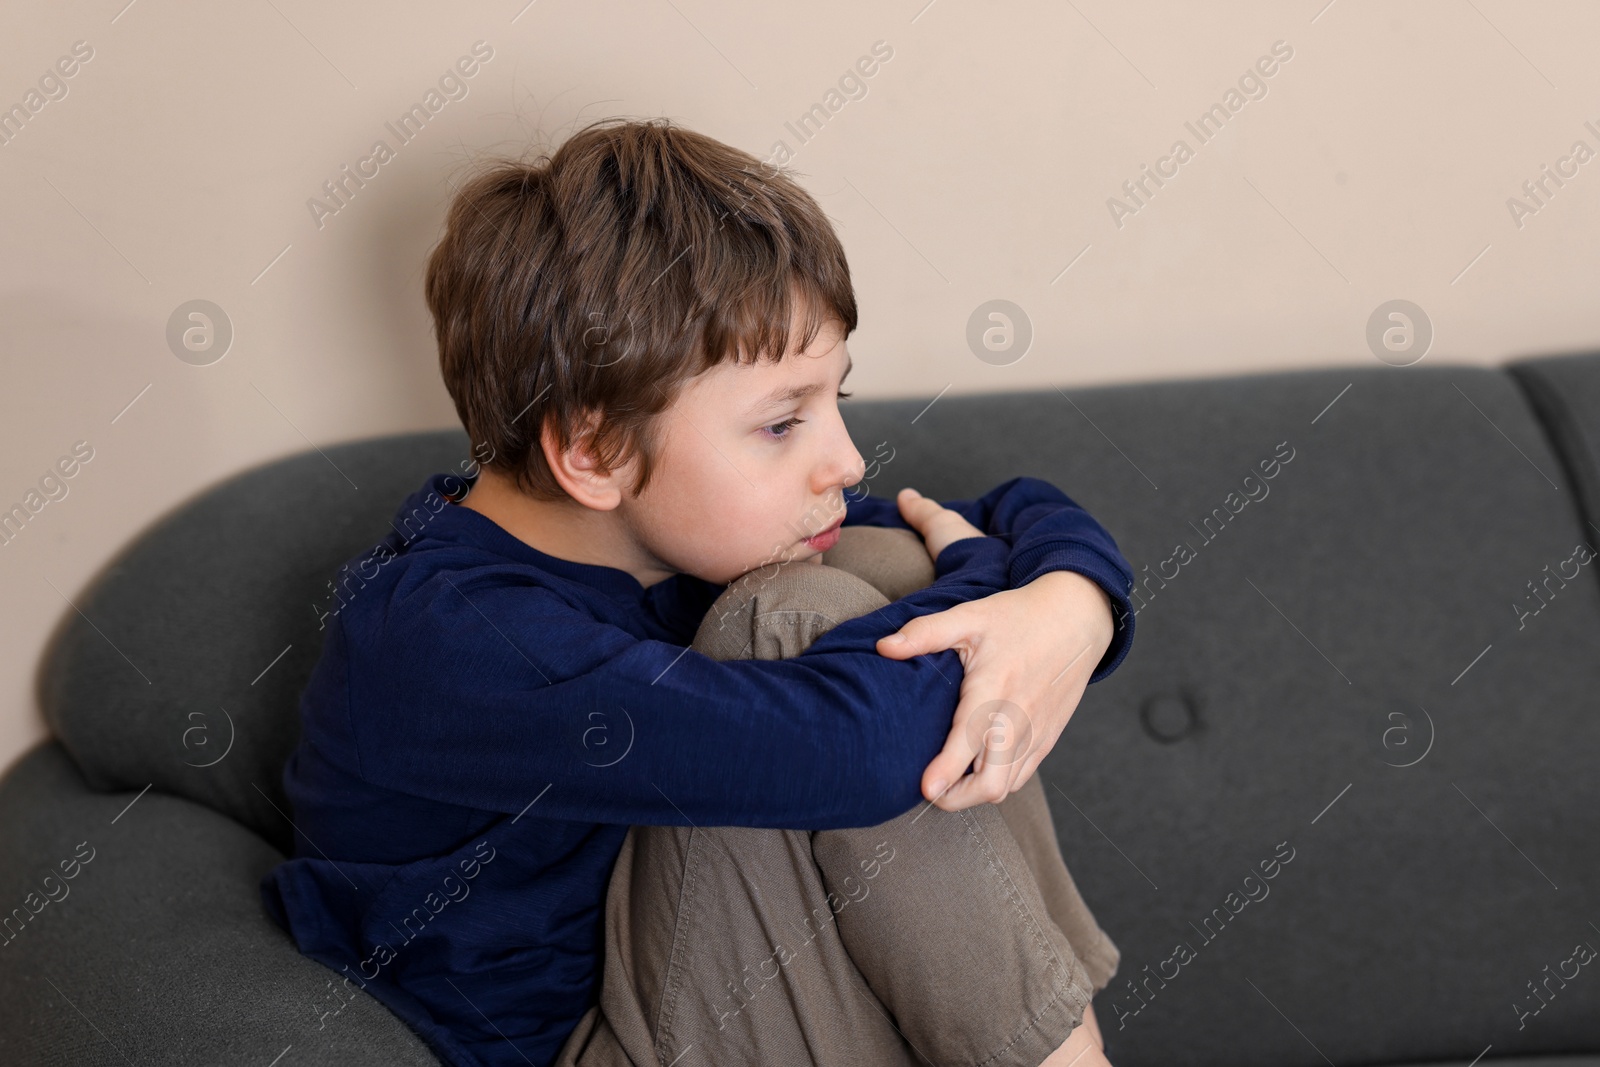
[554,526,1120,1067]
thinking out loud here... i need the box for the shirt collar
[403,471,653,602]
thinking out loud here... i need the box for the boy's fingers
[925,758,1018,811]
[898,489,967,532]
[895,487,939,529]
[875,608,970,659]
[923,695,1034,807]
[921,707,984,804]
[895,488,986,565]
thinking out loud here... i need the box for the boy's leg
[824,525,1121,995]
[812,528,1119,1057]
[554,561,930,1067]
[690,545,1109,1064]
[556,531,1117,1067]
[997,776,1121,995]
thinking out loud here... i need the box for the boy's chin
[705,544,822,583]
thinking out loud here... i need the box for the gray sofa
[4,352,1600,1067]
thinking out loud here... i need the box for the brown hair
[424,117,859,501]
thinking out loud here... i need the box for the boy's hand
[878,496,1114,810]
[891,487,986,561]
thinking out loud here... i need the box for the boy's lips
[803,517,843,551]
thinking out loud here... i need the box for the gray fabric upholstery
[1411,1061,1600,1067]
[0,741,439,1065]
[36,430,474,854]
[1509,350,1600,539]
[6,354,1600,1065]
[843,360,1600,1064]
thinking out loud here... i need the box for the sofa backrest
[39,429,474,854]
[39,354,1600,1065]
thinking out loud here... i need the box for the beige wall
[3,0,1598,778]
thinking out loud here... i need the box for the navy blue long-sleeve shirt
[260,471,1135,1067]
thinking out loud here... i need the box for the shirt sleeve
[842,476,1136,681]
[350,535,1010,831]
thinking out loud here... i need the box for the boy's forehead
[733,346,852,416]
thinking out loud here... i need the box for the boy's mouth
[803,518,843,551]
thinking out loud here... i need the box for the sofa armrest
[0,741,441,1066]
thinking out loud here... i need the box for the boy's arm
[349,535,1011,831]
[845,476,1136,681]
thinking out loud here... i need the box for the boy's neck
[459,466,672,589]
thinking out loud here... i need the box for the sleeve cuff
[933,535,1009,579]
[1011,541,1137,684]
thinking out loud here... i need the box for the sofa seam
[1506,362,1600,540]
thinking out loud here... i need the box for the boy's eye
[761,416,804,441]
[761,391,852,442]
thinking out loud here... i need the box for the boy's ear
[539,409,633,511]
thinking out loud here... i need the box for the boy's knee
[692,562,890,661]
[820,526,934,601]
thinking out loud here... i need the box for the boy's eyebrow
[746,355,853,416]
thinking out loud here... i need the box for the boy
[261,117,1136,1067]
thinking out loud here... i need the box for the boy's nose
[820,442,866,496]
[812,412,866,498]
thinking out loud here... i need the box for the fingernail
[928,779,948,797]
[882,633,908,645]
[902,487,921,497]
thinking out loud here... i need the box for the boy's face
[616,315,865,587]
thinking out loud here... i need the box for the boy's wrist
[1023,570,1115,649]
